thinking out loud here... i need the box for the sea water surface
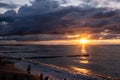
[0,44,120,79]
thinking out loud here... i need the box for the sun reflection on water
[80,44,89,62]
[81,45,87,54]
[79,44,89,64]
[79,60,89,64]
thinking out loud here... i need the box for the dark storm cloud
[92,10,117,19]
[0,3,17,9]
[84,20,109,28]
[0,0,120,36]
[18,0,60,16]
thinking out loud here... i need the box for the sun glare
[80,38,88,44]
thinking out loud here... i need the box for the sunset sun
[80,38,88,44]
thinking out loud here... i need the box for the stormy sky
[0,0,120,37]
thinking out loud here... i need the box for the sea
[0,44,120,80]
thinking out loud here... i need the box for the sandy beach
[0,58,39,80]
[0,58,101,80]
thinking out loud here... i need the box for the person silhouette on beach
[44,76,49,80]
[40,73,43,80]
[27,64,31,75]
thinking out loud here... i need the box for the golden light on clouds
[1,35,120,45]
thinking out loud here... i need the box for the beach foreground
[0,58,102,80]
[0,59,40,80]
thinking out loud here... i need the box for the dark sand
[0,59,39,80]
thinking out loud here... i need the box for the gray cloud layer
[63,0,120,9]
[0,2,17,9]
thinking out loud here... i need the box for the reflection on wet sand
[71,66,90,74]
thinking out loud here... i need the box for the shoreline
[15,59,103,80]
[1,55,120,80]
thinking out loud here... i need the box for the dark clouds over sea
[0,0,120,36]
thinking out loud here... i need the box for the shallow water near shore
[0,44,120,79]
